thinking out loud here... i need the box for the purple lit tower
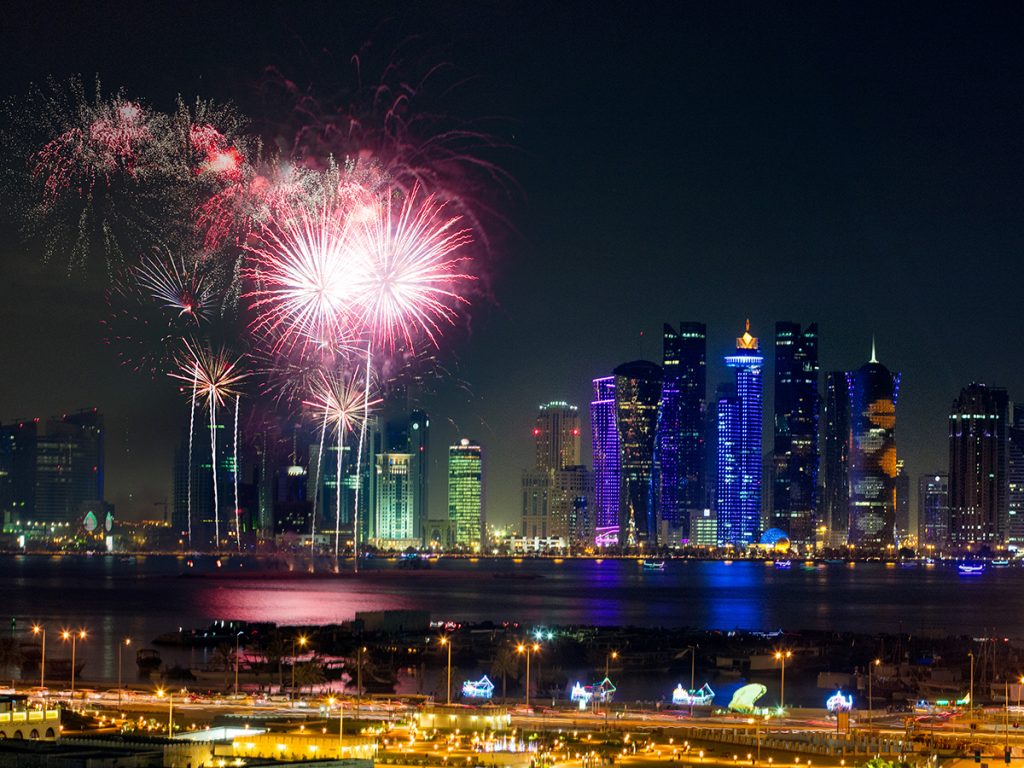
[591,377,619,536]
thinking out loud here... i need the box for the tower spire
[870,336,878,364]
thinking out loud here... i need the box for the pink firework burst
[243,191,366,353]
[351,183,474,350]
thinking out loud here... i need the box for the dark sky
[2,2,1023,526]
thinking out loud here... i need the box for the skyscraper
[374,452,416,546]
[590,376,619,533]
[772,322,819,545]
[656,322,707,539]
[822,371,850,546]
[534,402,580,471]
[918,473,949,547]
[948,383,1008,547]
[614,360,663,547]
[521,401,592,546]
[448,438,483,548]
[895,459,911,543]
[1007,405,1024,546]
[846,344,900,548]
[172,412,236,548]
[0,409,105,527]
[409,409,430,536]
[716,321,764,547]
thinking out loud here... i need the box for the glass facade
[846,354,900,548]
[448,438,482,548]
[614,360,663,547]
[822,371,850,546]
[771,322,819,545]
[1008,405,1024,547]
[656,322,706,538]
[590,377,619,531]
[374,452,416,543]
[947,383,1008,546]
[716,321,763,547]
[918,473,949,547]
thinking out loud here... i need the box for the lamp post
[328,696,344,757]
[969,651,975,727]
[61,629,86,704]
[517,642,540,708]
[440,637,453,705]
[156,687,173,735]
[291,635,308,703]
[118,637,131,711]
[774,650,792,710]
[605,650,618,681]
[234,632,244,697]
[31,625,45,692]
[1018,676,1023,710]
[868,658,880,724]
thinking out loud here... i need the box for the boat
[671,683,715,706]
[641,560,666,571]
[136,648,162,673]
[774,560,792,569]
[992,559,1011,568]
[958,563,986,576]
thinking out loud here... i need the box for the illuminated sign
[671,683,715,706]
[826,691,853,712]
[461,676,495,699]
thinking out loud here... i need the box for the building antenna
[870,336,878,364]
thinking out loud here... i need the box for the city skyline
[2,3,1024,530]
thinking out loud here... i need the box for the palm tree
[262,634,290,690]
[491,647,518,703]
[211,643,236,691]
[0,639,23,681]
[294,661,326,696]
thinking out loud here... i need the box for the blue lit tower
[845,342,900,548]
[614,360,663,548]
[590,377,619,532]
[656,323,707,539]
[716,320,763,547]
[772,322,819,545]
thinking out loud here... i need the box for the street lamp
[773,650,792,710]
[605,650,618,681]
[868,658,880,723]
[234,631,244,697]
[118,637,131,711]
[61,629,86,703]
[156,687,173,735]
[440,637,453,705]
[1018,676,1023,710]
[291,635,308,703]
[31,625,45,692]
[968,651,975,726]
[517,642,540,708]
[328,696,344,757]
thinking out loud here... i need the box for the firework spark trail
[187,368,197,549]
[310,409,329,556]
[352,345,371,573]
[171,342,247,550]
[334,427,345,559]
[209,396,220,547]
[134,250,213,322]
[234,396,241,552]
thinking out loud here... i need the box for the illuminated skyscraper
[771,322,819,545]
[409,409,430,534]
[846,343,900,548]
[716,321,763,547]
[374,452,416,546]
[614,360,663,547]
[656,322,707,538]
[1007,405,1024,546]
[895,459,911,543]
[822,371,850,545]
[590,377,619,531]
[948,383,1008,547]
[448,438,483,548]
[918,473,949,547]
[521,401,592,545]
[534,402,580,471]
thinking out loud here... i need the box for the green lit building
[448,438,483,549]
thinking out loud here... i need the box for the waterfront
[4,555,1024,685]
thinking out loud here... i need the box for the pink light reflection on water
[189,577,416,624]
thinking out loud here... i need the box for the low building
[0,696,59,741]
[415,705,511,732]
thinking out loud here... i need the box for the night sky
[2,2,1023,526]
